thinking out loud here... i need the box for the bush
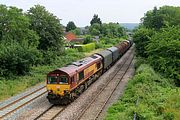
[83,35,93,44]
[133,27,154,57]
[0,43,41,77]
[95,37,124,49]
[146,26,180,85]
[76,43,95,52]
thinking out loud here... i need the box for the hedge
[76,43,95,52]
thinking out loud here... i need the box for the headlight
[48,90,53,93]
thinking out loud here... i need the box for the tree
[141,6,180,30]
[142,7,165,30]
[89,23,101,36]
[90,14,102,26]
[146,26,180,84]
[0,5,39,48]
[66,21,76,32]
[133,27,154,57]
[70,28,81,35]
[83,35,92,44]
[27,5,64,51]
[0,43,41,77]
[101,23,124,38]
[0,5,41,77]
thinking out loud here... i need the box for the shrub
[0,43,41,77]
[133,27,154,57]
[146,26,180,85]
[95,37,124,49]
[83,35,93,44]
[76,43,95,52]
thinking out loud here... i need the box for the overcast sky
[1,0,180,26]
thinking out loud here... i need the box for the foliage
[101,23,125,38]
[90,14,102,25]
[142,6,180,29]
[133,6,180,84]
[83,35,93,44]
[89,22,125,38]
[105,64,180,120]
[0,4,41,77]
[89,23,101,36]
[27,5,64,51]
[133,27,154,57]
[70,27,81,35]
[66,21,77,32]
[95,37,124,49]
[0,43,41,77]
[0,4,39,48]
[146,26,180,85]
[76,43,95,52]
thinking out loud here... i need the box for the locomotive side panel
[76,60,102,86]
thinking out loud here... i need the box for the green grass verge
[105,64,180,120]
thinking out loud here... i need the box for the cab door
[70,75,77,90]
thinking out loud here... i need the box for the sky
[1,0,180,27]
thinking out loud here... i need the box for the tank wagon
[46,40,133,104]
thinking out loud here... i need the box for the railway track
[75,46,134,120]
[0,86,47,119]
[34,105,66,120]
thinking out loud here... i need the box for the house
[64,32,77,42]
[64,32,84,44]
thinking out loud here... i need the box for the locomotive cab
[46,70,72,104]
[47,74,70,96]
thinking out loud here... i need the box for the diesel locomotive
[46,40,133,104]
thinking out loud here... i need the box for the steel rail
[0,86,46,111]
[0,86,47,119]
[94,55,134,120]
[34,105,67,120]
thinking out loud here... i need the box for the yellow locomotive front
[46,71,72,104]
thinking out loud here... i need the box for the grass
[105,64,180,120]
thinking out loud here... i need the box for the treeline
[65,14,125,38]
[86,14,127,48]
[133,6,180,85]
[0,5,64,77]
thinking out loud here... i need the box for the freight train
[46,40,133,104]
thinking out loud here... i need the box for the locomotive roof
[51,54,102,77]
